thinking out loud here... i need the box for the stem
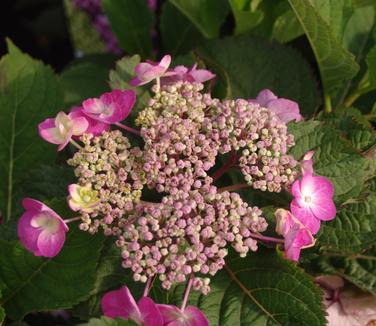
[218,183,249,193]
[212,152,238,182]
[70,139,82,150]
[156,77,161,93]
[324,92,332,114]
[63,216,82,224]
[344,84,375,108]
[115,122,141,136]
[250,232,284,244]
[143,277,153,297]
[181,275,194,312]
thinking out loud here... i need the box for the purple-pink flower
[158,304,209,326]
[69,106,109,136]
[275,209,315,261]
[101,286,163,326]
[250,89,302,124]
[38,111,88,151]
[161,64,215,85]
[82,90,136,124]
[130,55,175,86]
[18,198,69,258]
[290,152,336,234]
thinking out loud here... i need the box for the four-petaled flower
[38,111,88,151]
[250,89,302,124]
[161,64,215,85]
[18,198,69,258]
[130,55,175,86]
[290,152,336,234]
[82,89,136,124]
[68,184,100,213]
[158,304,209,326]
[275,208,315,261]
[101,286,163,326]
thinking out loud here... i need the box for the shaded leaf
[0,200,104,320]
[170,0,230,38]
[102,0,154,58]
[197,35,319,116]
[169,250,325,326]
[288,0,359,95]
[0,40,63,221]
[78,317,138,326]
[160,1,204,56]
[229,0,264,35]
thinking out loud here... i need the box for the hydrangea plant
[1,1,376,326]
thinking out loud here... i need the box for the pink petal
[71,116,89,136]
[189,69,216,83]
[159,55,171,70]
[267,98,302,123]
[291,179,302,201]
[135,62,153,75]
[18,211,42,256]
[310,176,335,199]
[255,89,278,106]
[105,89,136,123]
[101,287,141,321]
[70,107,110,136]
[291,200,321,234]
[310,199,336,222]
[284,226,315,261]
[184,306,209,326]
[130,76,145,86]
[138,297,164,326]
[37,229,66,257]
[38,119,64,144]
[56,130,73,151]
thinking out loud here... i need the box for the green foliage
[0,40,63,221]
[60,61,112,107]
[228,0,264,35]
[170,0,230,38]
[197,35,319,116]
[367,46,376,87]
[102,0,155,58]
[78,317,138,326]
[169,250,326,326]
[288,0,359,97]
[320,247,376,295]
[160,1,204,56]
[0,291,4,325]
[289,121,366,203]
[318,188,376,253]
[73,240,143,319]
[0,200,104,320]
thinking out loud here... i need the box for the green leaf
[289,121,366,203]
[288,0,359,95]
[169,0,230,38]
[109,55,140,90]
[228,0,264,35]
[60,61,111,107]
[0,40,63,221]
[0,291,4,325]
[0,200,104,320]
[320,247,376,295]
[169,250,326,325]
[367,46,376,87]
[73,240,143,319]
[197,35,319,116]
[78,317,138,326]
[160,1,204,56]
[272,9,304,43]
[102,0,154,58]
[318,189,376,253]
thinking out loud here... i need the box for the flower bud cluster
[204,99,298,192]
[118,183,267,294]
[142,116,219,193]
[67,131,145,234]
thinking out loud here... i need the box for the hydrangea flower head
[82,89,136,124]
[130,55,175,86]
[290,169,336,234]
[38,111,88,151]
[250,89,302,123]
[69,106,110,136]
[158,304,209,326]
[68,184,100,213]
[275,209,315,261]
[18,198,69,257]
[101,286,163,326]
